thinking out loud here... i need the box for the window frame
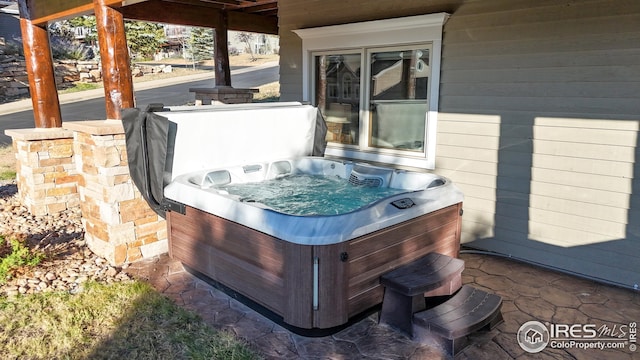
[294,13,449,169]
[365,44,433,155]
[313,50,363,148]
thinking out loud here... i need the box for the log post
[19,17,62,128]
[316,55,327,113]
[93,0,135,120]
[214,10,231,87]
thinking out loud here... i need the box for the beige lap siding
[278,0,640,288]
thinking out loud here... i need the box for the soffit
[19,0,278,34]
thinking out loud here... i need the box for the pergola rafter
[19,0,278,33]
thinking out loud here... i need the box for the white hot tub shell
[165,157,463,245]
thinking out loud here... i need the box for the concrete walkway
[124,252,639,359]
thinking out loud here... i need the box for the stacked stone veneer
[0,57,94,98]
[64,121,167,265]
[5,129,80,216]
[5,121,168,266]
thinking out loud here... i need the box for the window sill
[324,146,434,170]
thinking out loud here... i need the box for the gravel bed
[0,181,131,297]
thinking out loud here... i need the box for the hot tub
[165,157,462,246]
[122,103,464,332]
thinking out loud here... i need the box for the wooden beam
[119,1,224,28]
[21,0,120,25]
[20,0,90,21]
[159,0,224,10]
[20,0,277,32]
[19,17,62,128]
[119,0,277,34]
[202,0,242,6]
[214,11,231,86]
[228,11,277,34]
[235,2,277,12]
[94,0,134,120]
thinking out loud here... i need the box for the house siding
[278,0,640,288]
[277,0,460,101]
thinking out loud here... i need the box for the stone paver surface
[125,253,639,359]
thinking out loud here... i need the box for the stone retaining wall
[0,42,172,100]
[0,38,92,97]
[0,56,96,99]
[0,55,30,98]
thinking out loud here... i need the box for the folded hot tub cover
[122,104,170,217]
[122,103,328,218]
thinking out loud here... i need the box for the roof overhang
[18,0,278,34]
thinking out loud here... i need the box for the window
[294,13,448,169]
[315,53,361,144]
[369,47,430,153]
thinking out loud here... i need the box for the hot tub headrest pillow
[121,103,328,218]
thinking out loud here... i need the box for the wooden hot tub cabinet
[167,202,463,330]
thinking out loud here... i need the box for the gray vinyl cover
[121,103,328,218]
[122,104,171,217]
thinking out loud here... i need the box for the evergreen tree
[67,16,98,45]
[124,21,165,60]
[186,27,214,67]
[65,16,165,61]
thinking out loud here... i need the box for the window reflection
[315,54,361,145]
[314,47,430,151]
[370,49,429,151]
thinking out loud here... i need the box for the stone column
[19,18,62,128]
[189,87,258,105]
[4,128,79,216]
[63,121,167,266]
[93,0,135,120]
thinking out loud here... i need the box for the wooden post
[316,55,327,113]
[19,17,62,128]
[93,0,134,120]
[214,11,231,87]
[406,50,417,100]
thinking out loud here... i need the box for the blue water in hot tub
[217,174,406,216]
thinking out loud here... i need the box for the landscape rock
[0,181,131,297]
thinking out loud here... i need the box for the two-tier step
[379,252,503,357]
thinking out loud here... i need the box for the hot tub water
[217,174,407,216]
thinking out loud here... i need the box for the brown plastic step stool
[413,284,503,357]
[379,252,464,336]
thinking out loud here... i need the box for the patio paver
[124,252,639,359]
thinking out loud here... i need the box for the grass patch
[0,237,44,284]
[59,82,102,94]
[0,144,16,180]
[0,281,260,359]
[0,170,15,181]
[157,54,279,68]
[253,82,280,103]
